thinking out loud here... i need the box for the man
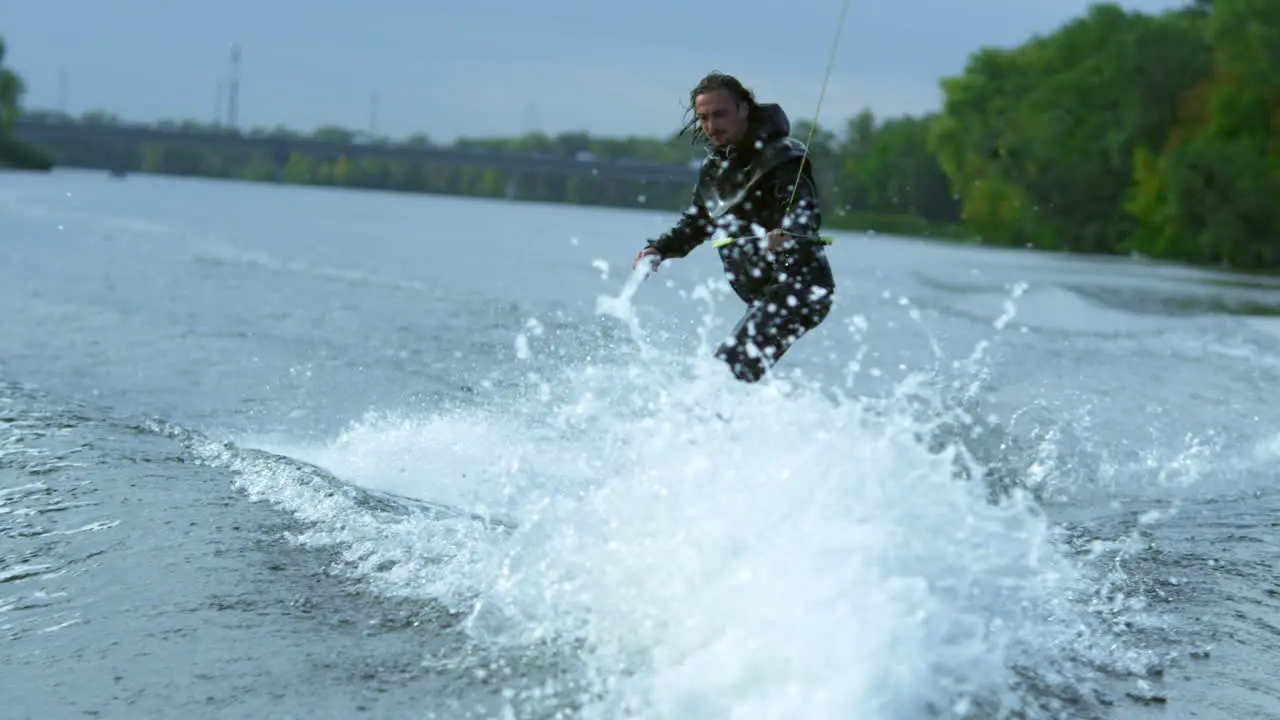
[633,72,836,383]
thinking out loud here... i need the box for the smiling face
[694,88,750,149]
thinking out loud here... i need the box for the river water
[1,170,1276,719]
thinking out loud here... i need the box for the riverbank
[0,135,53,170]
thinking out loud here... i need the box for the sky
[5,0,1187,143]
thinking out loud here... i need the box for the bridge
[10,116,702,187]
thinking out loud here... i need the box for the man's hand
[765,229,789,251]
[634,247,662,272]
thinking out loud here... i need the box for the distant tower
[227,44,241,128]
[525,102,538,134]
[56,69,69,113]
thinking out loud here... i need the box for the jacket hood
[749,103,791,141]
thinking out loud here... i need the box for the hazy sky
[7,0,1185,142]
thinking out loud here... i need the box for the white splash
[591,258,610,280]
[225,275,1154,720]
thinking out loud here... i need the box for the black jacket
[646,103,835,304]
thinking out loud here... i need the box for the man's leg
[714,282,833,383]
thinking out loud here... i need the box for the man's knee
[801,290,833,329]
[715,319,788,383]
[730,362,767,383]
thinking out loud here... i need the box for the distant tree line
[5,0,1278,269]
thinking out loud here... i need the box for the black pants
[714,280,833,383]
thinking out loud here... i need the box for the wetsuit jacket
[646,103,836,305]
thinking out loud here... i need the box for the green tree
[931,3,1211,251]
[0,37,22,134]
[0,36,53,170]
[1127,0,1280,266]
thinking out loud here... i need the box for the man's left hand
[765,229,789,251]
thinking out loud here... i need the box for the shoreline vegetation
[5,0,1277,271]
[0,39,52,171]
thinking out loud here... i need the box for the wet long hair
[679,72,760,146]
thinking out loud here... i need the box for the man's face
[695,89,749,148]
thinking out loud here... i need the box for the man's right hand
[633,247,662,272]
